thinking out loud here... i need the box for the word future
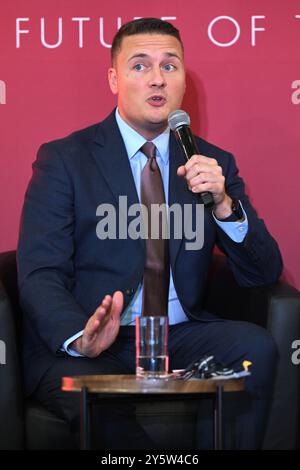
[15,15,300,49]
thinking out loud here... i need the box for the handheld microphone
[168,110,215,208]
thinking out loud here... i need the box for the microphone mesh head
[168,110,190,131]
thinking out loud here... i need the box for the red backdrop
[0,0,299,288]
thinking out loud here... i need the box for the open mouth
[147,96,166,106]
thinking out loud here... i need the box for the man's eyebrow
[127,52,181,62]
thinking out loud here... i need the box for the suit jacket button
[125,288,134,296]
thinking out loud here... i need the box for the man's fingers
[84,291,123,340]
[185,163,220,180]
[185,155,218,170]
[110,291,124,319]
[93,295,111,319]
[84,316,101,340]
[85,297,111,337]
[189,172,220,186]
[178,156,219,181]
[177,165,186,177]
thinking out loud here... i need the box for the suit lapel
[88,111,144,250]
[88,111,140,212]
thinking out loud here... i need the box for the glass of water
[135,316,169,378]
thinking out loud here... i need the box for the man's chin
[146,112,169,128]
[146,120,168,135]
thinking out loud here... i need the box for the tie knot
[141,142,156,160]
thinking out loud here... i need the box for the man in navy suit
[17,18,282,449]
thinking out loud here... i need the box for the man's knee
[243,324,278,365]
[238,324,278,397]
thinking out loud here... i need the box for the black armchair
[0,250,299,449]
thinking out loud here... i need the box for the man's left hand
[177,154,233,219]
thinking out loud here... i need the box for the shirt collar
[115,108,170,164]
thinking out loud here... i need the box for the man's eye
[133,64,145,71]
[163,64,176,71]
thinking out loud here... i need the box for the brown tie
[140,142,170,317]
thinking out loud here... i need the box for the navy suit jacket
[17,110,282,395]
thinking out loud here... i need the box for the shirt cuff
[212,200,248,243]
[61,330,84,357]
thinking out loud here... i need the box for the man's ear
[108,67,118,95]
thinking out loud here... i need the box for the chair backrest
[0,250,25,449]
[0,251,22,330]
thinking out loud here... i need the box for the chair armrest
[263,292,300,449]
[266,286,300,348]
[204,254,300,328]
[204,254,300,449]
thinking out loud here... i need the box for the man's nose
[149,66,166,87]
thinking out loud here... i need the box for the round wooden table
[62,374,244,450]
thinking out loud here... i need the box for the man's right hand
[71,291,124,358]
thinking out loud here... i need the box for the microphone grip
[200,191,214,208]
[173,126,215,209]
